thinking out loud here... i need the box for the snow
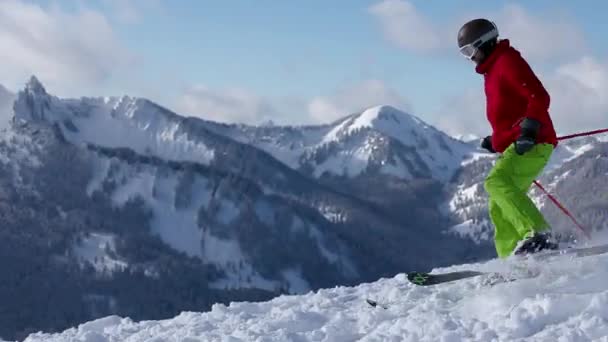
[202,232,244,266]
[547,170,572,190]
[461,151,495,166]
[25,243,608,341]
[454,133,481,143]
[312,142,372,178]
[449,219,491,242]
[317,105,474,181]
[448,183,480,212]
[85,157,111,196]
[321,117,351,144]
[203,230,280,292]
[92,159,214,259]
[546,141,596,172]
[282,269,311,294]
[317,203,347,223]
[308,225,339,264]
[98,156,273,286]
[72,233,128,273]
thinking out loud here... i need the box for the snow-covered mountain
[202,105,475,182]
[0,77,487,340]
[11,76,371,289]
[3,76,607,340]
[22,240,608,342]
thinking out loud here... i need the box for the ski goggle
[459,26,499,59]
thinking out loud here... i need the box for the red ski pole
[558,128,608,141]
[533,180,590,239]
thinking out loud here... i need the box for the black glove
[515,118,540,155]
[481,135,496,153]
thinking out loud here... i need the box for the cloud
[370,1,586,62]
[0,85,15,130]
[308,80,410,123]
[101,0,162,24]
[436,86,490,137]
[174,80,410,126]
[490,4,586,62]
[547,57,608,134]
[175,85,280,124]
[369,0,442,52]
[0,0,134,95]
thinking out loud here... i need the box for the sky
[0,0,607,136]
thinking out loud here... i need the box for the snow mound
[24,245,608,341]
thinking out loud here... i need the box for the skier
[457,19,559,257]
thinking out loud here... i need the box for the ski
[407,271,486,286]
[531,243,608,260]
[407,243,608,286]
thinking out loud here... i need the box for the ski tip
[407,272,431,286]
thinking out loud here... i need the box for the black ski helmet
[457,19,499,59]
[457,18,498,47]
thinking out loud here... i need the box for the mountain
[0,77,484,340]
[22,243,608,342]
[202,105,474,182]
[3,76,607,340]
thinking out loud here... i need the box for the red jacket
[476,39,557,153]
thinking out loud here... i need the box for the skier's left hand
[514,136,535,155]
[514,117,540,155]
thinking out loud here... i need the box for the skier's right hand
[481,135,496,153]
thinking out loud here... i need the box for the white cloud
[174,80,410,126]
[369,0,442,52]
[436,86,489,137]
[491,4,586,62]
[547,57,608,134]
[0,0,134,95]
[0,85,15,130]
[308,80,410,123]
[175,85,279,124]
[101,0,162,24]
[370,1,586,62]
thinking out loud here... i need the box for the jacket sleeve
[502,51,550,123]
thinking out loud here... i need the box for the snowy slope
[204,105,475,182]
[24,242,608,342]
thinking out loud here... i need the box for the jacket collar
[476,39,510,75]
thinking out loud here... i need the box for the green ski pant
[484,143,554,258]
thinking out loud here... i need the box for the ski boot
[513,232,559,256]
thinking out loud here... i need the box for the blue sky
[2,0,608,135]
